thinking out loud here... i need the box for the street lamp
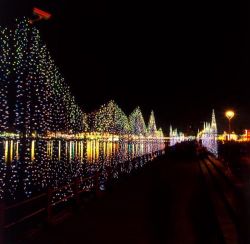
[225,110,235,140]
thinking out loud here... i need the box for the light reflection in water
[58,140,61,161]
[16,141,19,161]
[4,140,8,163]
[0,138,165,201]
[2,139,165,164]
[3,140,20,163]
[47,141,53,159]
[31,140,35,162]
[10,140,13,163]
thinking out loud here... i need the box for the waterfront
[0,138,165,202]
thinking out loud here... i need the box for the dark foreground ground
[19,147,224,244]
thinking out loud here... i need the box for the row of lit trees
[0,18,164,138]
[89,100,163,137]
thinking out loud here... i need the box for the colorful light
[0,18,166,202]
[197,109,218,156]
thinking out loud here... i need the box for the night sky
[1,0,250,134]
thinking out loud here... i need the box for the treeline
[0,18,163,137]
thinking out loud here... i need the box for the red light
[33,7,52,20]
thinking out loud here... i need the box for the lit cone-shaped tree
[129,107,147,136]
[147,110,157,136]
[157,128,164,138]
[0,18,94,199]
[10,18,89,135]
[92,100,130,135]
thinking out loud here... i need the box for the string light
[169,126,187,146]
[197,109,218,156]
[129,107,147,136]
[91,100,130,135]
[148,111,157,136]
[0,18,165,201]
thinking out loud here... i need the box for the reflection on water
[3,140,19,163]
[0,138,165,201]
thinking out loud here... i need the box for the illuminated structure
[241,130,250,141]
[169,126,186,146]
[0,18,164,140]
[129,107,147,136]
[0,18,87,136]
[148,111,157,136]
[197,109,218,156]
[0,27,10,132]
[0,18,166,201]
[218,131,238,141]
[91,100,130,135]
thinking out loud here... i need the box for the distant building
[169,126,185,146]
[240,130,250,141]
[197,109,218,156]
[218,131,238,141]
[169,126,195,146]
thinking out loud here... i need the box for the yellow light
[16,141,19,160]
[10,140,13,162]
[225,110,235,120]
[4,140,8,163]
[31,140,35,161]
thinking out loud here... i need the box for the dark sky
[1,0,250,134]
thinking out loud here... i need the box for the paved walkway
[26,152,223,244]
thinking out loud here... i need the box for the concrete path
[25,151,223,244]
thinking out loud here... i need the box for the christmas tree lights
[0,18,165,202]
[129,107,147,136]
[0,27,11,132]
[147,110,157,136]
[0,18,88,136]
[197,109,218,156]
[91,100,130,135]
[169,126,186,146]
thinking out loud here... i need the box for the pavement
[18,145,224,244]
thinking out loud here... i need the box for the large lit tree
[6,18,89,135]
[129,107,147,136]
[92,100,130,134]
[147,110,157,136]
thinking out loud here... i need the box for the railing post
[0,200,5,243]
[47,188,53,226]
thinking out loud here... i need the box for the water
[0,138,165,202]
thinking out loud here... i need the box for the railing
[0,173,99,243]
[0,150,164,243]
